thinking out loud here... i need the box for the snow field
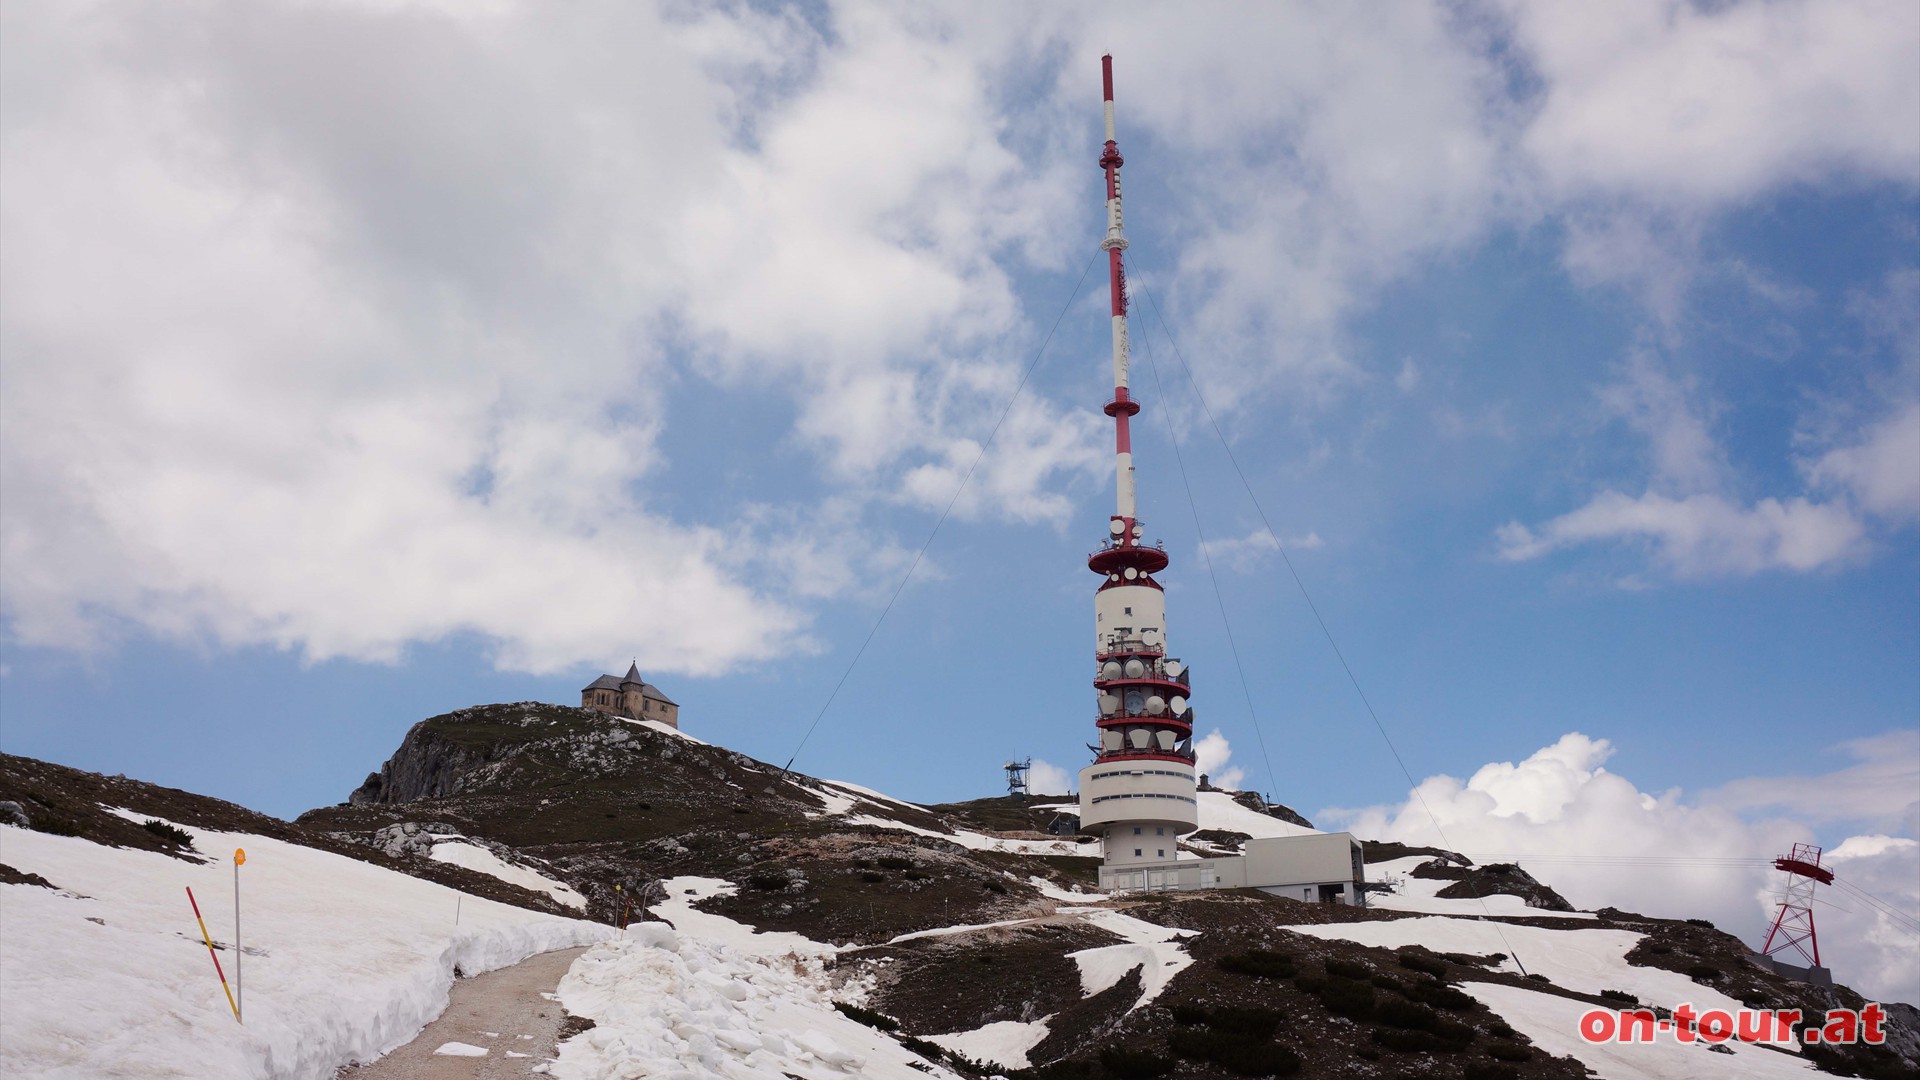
[1367,855,1597,919]
[1284,915,1771,1027]
[0,818,610,1080]
[551,921,965,1079]
[1193,791,1321,840]
[428,839,586,909]
[1461,982,1819,1079]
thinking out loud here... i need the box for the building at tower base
[1098,831,1367,905]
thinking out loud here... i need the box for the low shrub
[1098,1046,1173,1079]
[832,1001,899,1032]
[1685,918,1715,929]
[1404,980,1474,1011]
[1598,989,1638,1004]
[1487,1040,1531,1061]
[747,873,789,891]
[1167,1004,1211,1026]
[982,880,1008,894]
[859,871,886,883]
[1375,999,1474,1047]
[1396,951,1448,978]
[1325,957,1372,980]
[877,856,915,871]
[142,819,193,847]
[1686,964,1722,982]
[1310,976,1376,1019]
[1215,949,1297,979]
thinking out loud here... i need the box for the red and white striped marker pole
[186,886,241,1022]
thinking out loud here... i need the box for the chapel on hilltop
[580,663,680,729]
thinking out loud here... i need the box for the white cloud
[1324,731,1920,1004]
[1704,731,1920,835]
[0,2,1103,673]
[1510,0,1920,205]
[1494,353,1913,579]
[1809,403,1920,521]
[1496,490,1868,576]
[1193,728,1247,792]
[5,0,1917,674]
[1201,528,1323,573]
[1027,759,1072,797]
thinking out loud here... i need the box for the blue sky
[3,0,1917,998]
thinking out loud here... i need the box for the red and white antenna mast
[1099,54,1137,521]
[1077,55,1199,891]
[1758,842,1834,974]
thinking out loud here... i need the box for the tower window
[1133,827,1142,835]
[1158,849,1165,858]
[1124,607,1133,615]
[1156,827,1164,835]
[1134,849,1142,857]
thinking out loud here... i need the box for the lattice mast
[1076,55,1200,870]
[1759,842,1834,968]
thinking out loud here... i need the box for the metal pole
[233,859,242,1023]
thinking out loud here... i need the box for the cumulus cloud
[5,0,1916,674]
[1323,731,1920,1004]
[1193,728,1247,792]
[1027,759,1073,797]
[1510,0,1920,205]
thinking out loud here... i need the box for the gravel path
[337,946,591,1079]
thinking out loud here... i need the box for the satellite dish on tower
[1124,658,1146,678]
[1145,695,1166,715]
[1141,629,1161,646]
[1110,519,1125,535]
[1101,661,1122,680]
[1163,660,1183,677]
[1170,695,1188,714]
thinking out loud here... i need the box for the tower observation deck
[1076,55,1201,867]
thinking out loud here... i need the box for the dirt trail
[337,946,590,1079]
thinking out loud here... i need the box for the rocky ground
[7,701,1917,1079]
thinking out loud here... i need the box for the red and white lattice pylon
[1759,842,1835,968]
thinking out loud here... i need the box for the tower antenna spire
[1099,54,1138,521]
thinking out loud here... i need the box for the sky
[2,0,1916,1000]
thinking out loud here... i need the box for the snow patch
[1065,907,1195,1013]
[1366,855,1595,919]
[0,818,609,1080]
[927,1018,1052,1070]
[551,921,962,1080]
[433,1041,489,1057]
[653,876,842,964]
[429,840,586,909]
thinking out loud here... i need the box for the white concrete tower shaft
[1078,55,1199,878]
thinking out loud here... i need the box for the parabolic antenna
[1123,659,1146,678]
[1141,628,1161,646]
[1145,695,1166,715]
[1098,693,1121,713]
[1170,695,1188,713]
[1123,566,1138,579]
[1110,519,1125,535]
[1101,661,1123,680]
[1163,660,1184,678]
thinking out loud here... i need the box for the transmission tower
[1005,758,1031,797]
[1758,842,1834,974]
